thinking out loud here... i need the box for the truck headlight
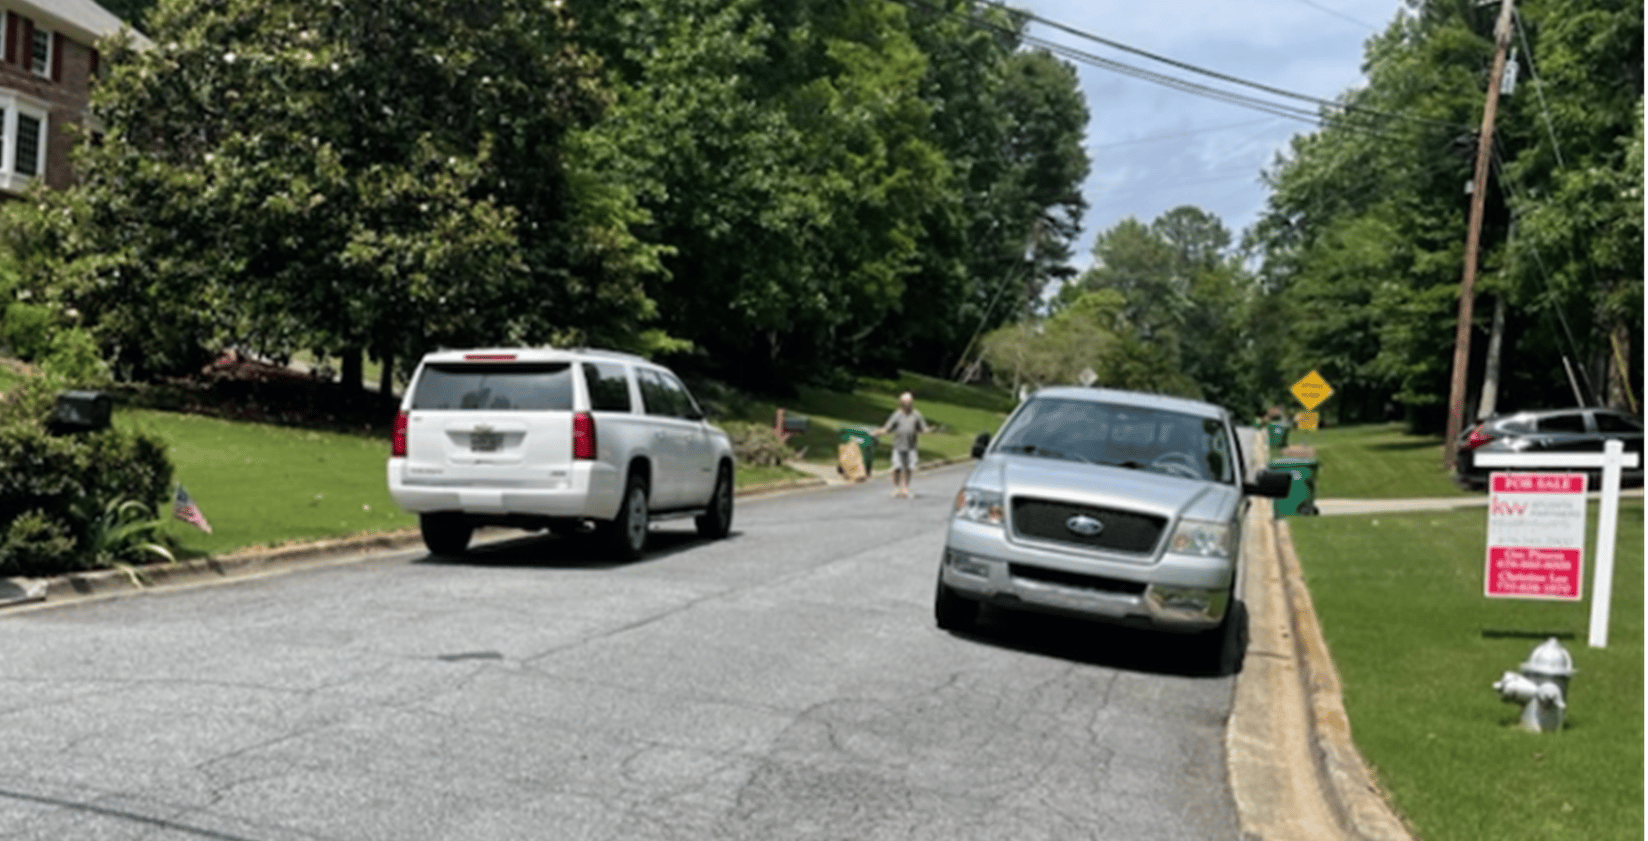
[1168,518,1232,558]
[953,487,1005,526]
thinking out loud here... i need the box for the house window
[0,92,49,189]
[28,25,50,76]
[14,112,39,175]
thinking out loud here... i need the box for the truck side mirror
[971,432,991,459]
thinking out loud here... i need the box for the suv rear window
[411,363,574,411]
[582,362,633,412]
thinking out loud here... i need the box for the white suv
[387,347,735,559]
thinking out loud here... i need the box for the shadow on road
[412,526,738,569]
[943,599,1251,679]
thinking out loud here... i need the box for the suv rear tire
[420,513,473,556]
[695,465,734,539]
[604,476,650,560]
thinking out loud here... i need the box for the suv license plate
[471,430,503,452]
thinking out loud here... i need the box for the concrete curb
[2,530,428,609]
[1273,518,1417,841]
[0,475,854,610]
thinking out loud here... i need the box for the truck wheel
[934,578,978,631]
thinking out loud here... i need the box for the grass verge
[1288,500,1643,841]
[100,371,1009,558]
[116,408,416,556]
[1279,422,1473,499]
[757,371,1014,472]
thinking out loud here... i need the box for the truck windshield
[997,397,1234,483]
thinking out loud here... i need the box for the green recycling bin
[1266,421,1290,452]
[839,428,877,479]
[1270,454,1320,517]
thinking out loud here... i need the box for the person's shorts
[891,447,918,472]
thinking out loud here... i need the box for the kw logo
[1490,497,1528,516]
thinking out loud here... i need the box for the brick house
[0,0,144,195]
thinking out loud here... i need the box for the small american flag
[173,484,213,534]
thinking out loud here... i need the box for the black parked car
[1455,407,1644,490]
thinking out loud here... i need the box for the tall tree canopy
[4,0,667,391]
[1250,0,1642,426]
[564,0,1089,388]
[6,0,1093,395]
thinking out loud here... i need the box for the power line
[1085,118,1276,151]
[1288,0,1383,31]
[984,0,1463,130]
[892,0,1459,139]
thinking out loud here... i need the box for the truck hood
[971,454,1242,522]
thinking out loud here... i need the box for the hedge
[0,379,175,576]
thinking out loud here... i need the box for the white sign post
[1475,440,1640,648]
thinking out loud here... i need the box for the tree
[1250,0,1642,427]
[3,0,662,396]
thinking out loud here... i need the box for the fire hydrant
[1492,637,1575,733]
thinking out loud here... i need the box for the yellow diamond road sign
[1291,370,1334,411]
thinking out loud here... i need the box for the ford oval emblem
[1065,514,1105,536]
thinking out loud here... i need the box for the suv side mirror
[971,432,991,459]
[1244,470,1294,498]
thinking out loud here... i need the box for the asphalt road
[0,465,1246,841]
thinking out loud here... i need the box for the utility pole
[1443,0,1518,470]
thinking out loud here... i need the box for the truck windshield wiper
[1002,444,1093,464]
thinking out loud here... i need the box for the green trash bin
[839,428,877,478]
[1270,453,1320,517]
[1266,421,1290,452]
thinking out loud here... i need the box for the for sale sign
[1485,473,1588,600]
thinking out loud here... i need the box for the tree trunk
[1475,295,1505,421]
[377,353,396,412]
[341,348,363,396]
[1606,319,1637,413]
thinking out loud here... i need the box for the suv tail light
[392,410,409,457]
[1462,424,1494,452]
[573,411,596,460]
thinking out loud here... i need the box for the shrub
[40,327,112,385]
[720,420,795,467]
[0,301,54,361]
[0,375,177,575]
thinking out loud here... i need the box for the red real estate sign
[1485,472,1588,600]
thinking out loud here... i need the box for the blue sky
[1011,0,1410,265]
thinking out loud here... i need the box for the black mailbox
[50,390,112,434]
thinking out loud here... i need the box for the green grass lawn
[102,371,1010,557]
[755,371,1014,471]
[1279,422,1474,499]
[116,408,417,557]
[1288,500,1644,841]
